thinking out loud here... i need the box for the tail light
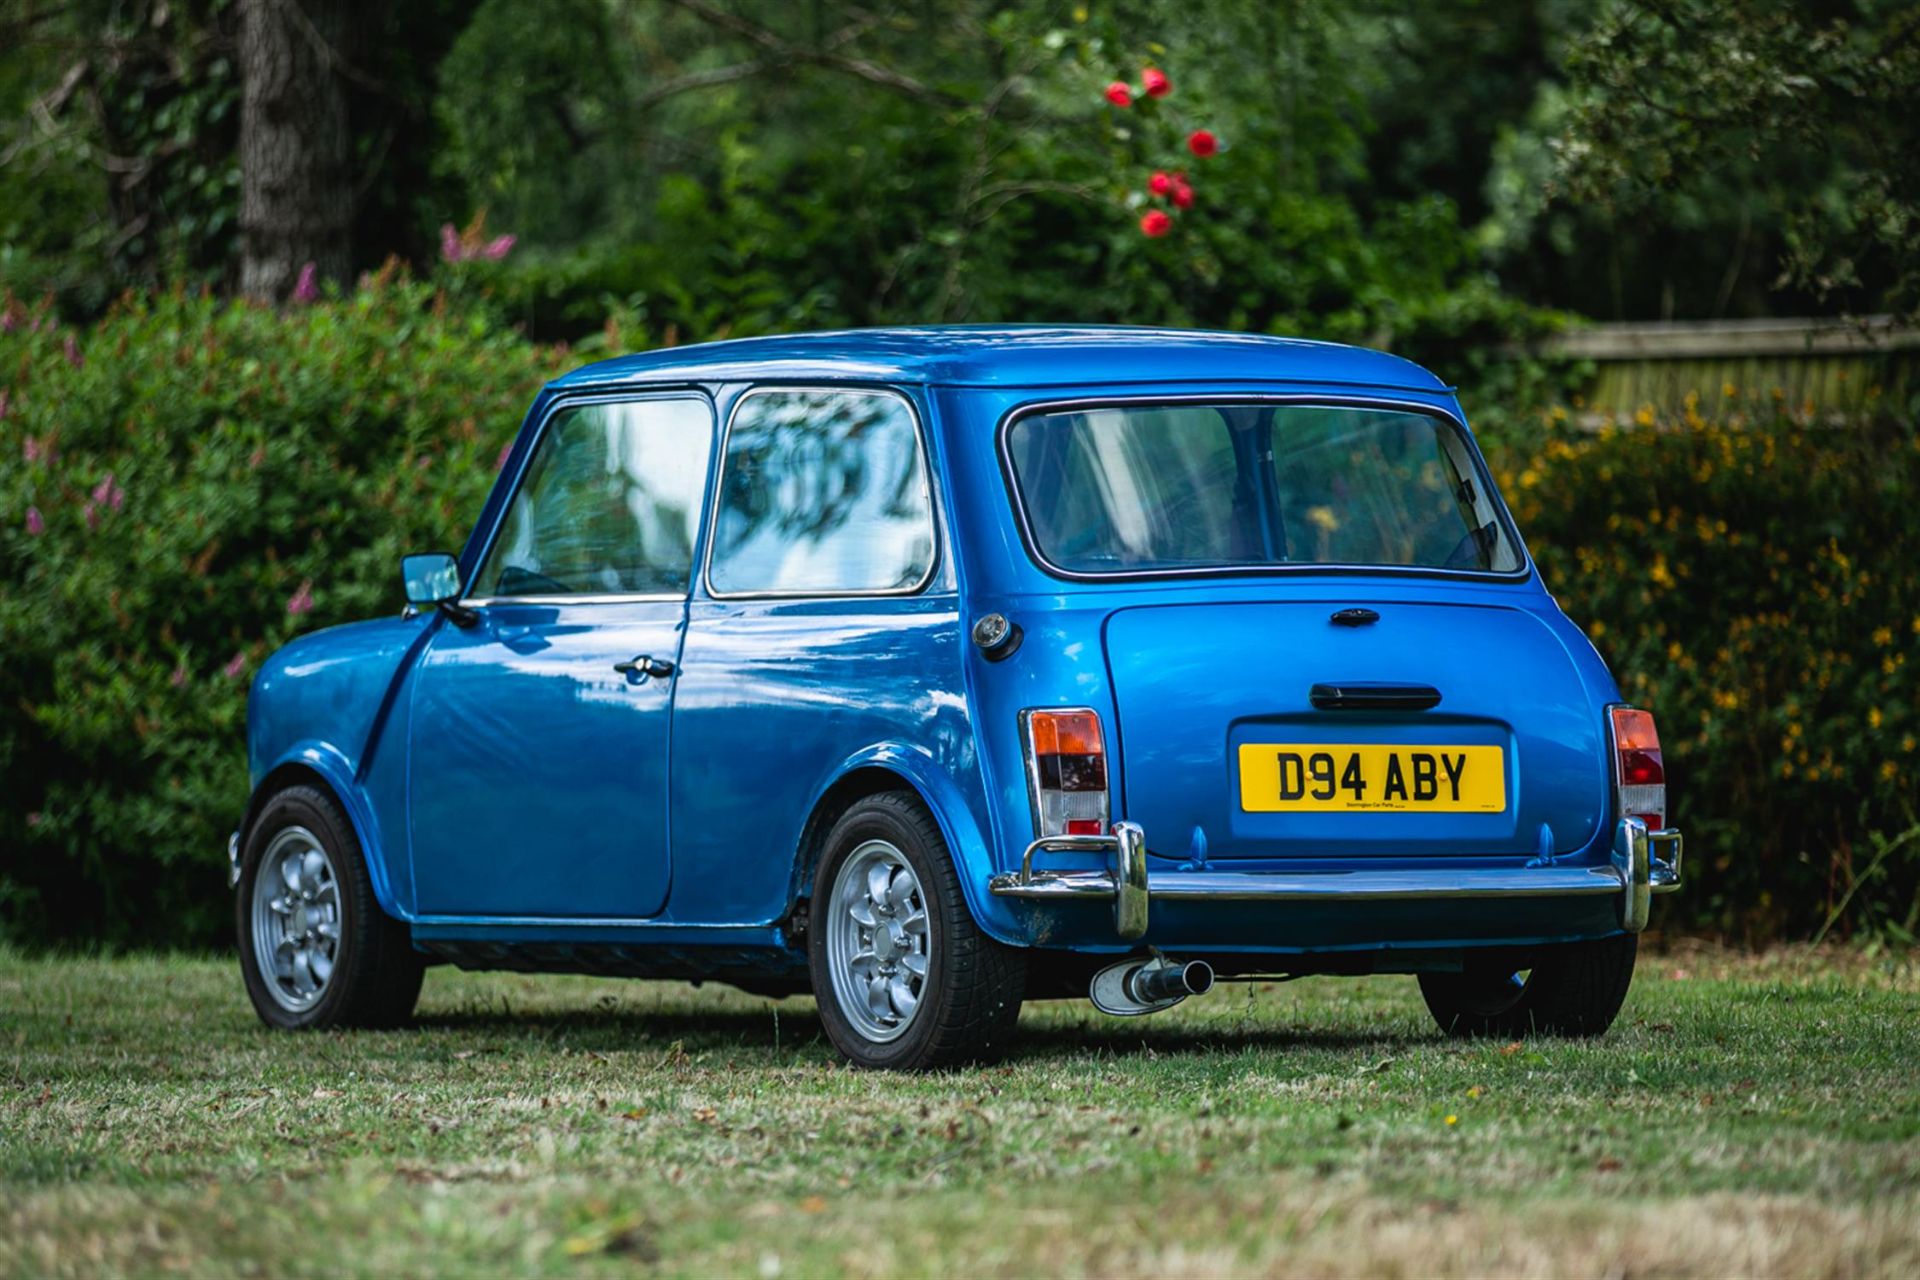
[1609,706,1666,830]
[1021,708,1109,838]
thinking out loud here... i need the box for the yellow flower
[1667,641,1684,661]
[1903,735,1916,753]
[1445,1114,1458,1126]
[1881,762,1899,783]
[1306,505,1339,533]
[1872,626,1894,648]
[1634,406,1656,427]
[1869,707,1884,730]
[1722,382,1738,398]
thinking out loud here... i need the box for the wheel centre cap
[872,920,906,962]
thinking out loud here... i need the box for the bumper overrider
[987,817,1682,942]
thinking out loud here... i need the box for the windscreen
[1004,403,1521,576]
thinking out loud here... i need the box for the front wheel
[1419,934,1637,1039]
[807,792,1025,1070]
[236,784,424,1030]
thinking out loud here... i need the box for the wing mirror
[401,552,477,626]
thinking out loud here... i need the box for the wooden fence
[1531,316,1917,424]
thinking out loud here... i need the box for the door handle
[613,654,676,681]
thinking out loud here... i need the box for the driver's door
[406,393,713,919]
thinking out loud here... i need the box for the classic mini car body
[233,327,1681,1068]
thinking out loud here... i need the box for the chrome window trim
[701,384,940,601]
[460,388,718,607]
[995,392,1535,586]
[461,592,687,608]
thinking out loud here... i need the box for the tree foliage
[1552,0,1920,321]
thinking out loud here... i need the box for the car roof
[548,325,1452,394]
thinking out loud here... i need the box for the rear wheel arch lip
[240,744,406,923]
[790,747,1023,947]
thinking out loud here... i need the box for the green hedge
[2,291,1915,947]
[1490,411,1920,942]
[0,286,568,947]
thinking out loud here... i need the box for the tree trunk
[237,0,354,302]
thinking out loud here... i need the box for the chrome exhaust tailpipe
[1128,959,1214,1004]
[1089,956,1214,1016]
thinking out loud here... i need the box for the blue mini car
[233,326,1681,1069]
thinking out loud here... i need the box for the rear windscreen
[1004,403,1522,576]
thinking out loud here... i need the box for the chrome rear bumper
[988,818,1682,941]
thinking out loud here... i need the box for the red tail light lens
[1609,706,1666,829]
[1023,708,1111,839]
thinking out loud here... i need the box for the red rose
[1148,171,1175,197]
[1171,181,1194,209]
[1142,67,1171,98]
[1140,209,1173,237]
[1187,129,1219,157]
[1105,82,1132,108]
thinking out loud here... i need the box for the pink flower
[222,652,247,679]
[1104,81,1133,108]
[91,473,123,511]
[1171,180,1194,209]
[170,664,188,688]
[83,502,98,531]
[480,235,516,261]
[26,811,40,827]
[0,390,9,421]
[440,223,461,263]
[1148,171,1175,197]
[23,436,42,466]
[64,334,83,367]
[286,580,314,616]
[292,262,319,303]
[25,506,45,535]
[1187,129,1219,158]
[1,310,16,334]
[1142,67,1171,98]
[1140,209,1174,238]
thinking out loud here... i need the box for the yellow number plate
[1237,744,1506,813]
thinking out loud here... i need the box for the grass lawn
[4,944,1919,1277]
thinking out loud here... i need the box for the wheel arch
[241,743,406,922]
[787,746,1020,946]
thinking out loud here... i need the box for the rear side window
[470,396,713,598]
[708,389,935,596]
[1005,402,1521,576]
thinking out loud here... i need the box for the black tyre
[806,792,1026,1070]
[1419,934,1637,1039]
[236,783,425,1030]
